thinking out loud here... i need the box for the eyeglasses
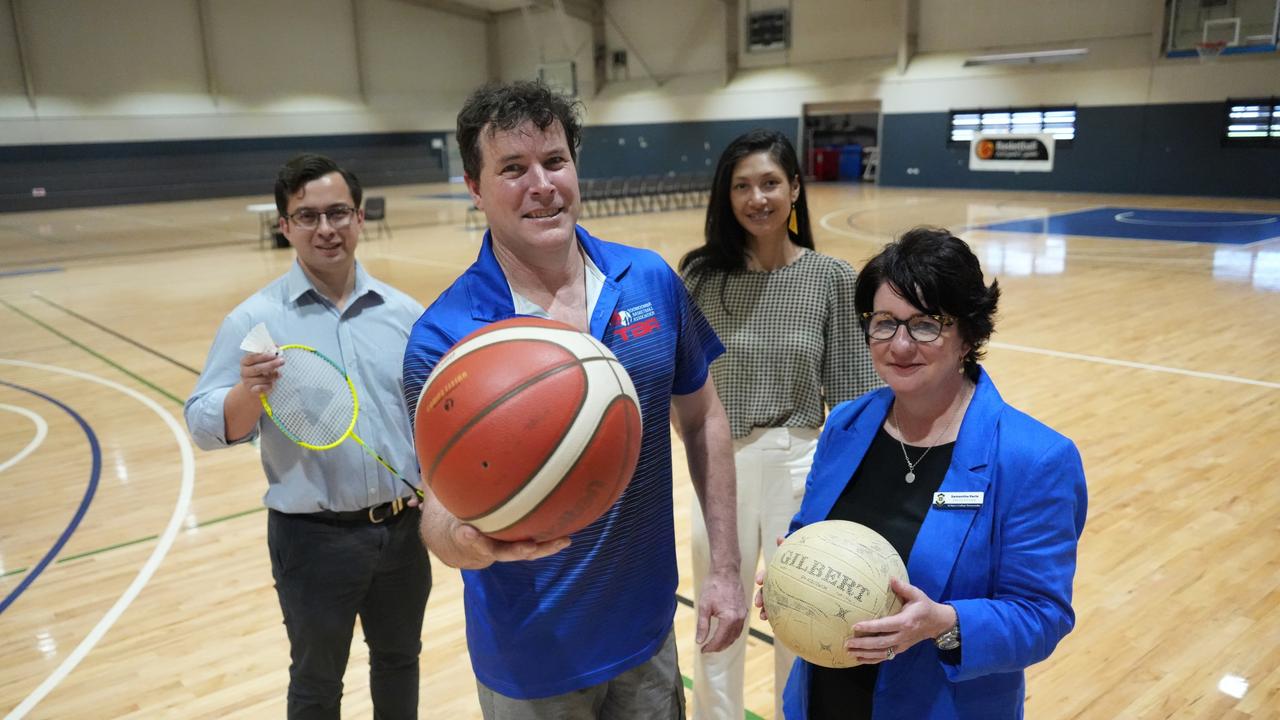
[286,206,356,230]
[861,311,955,343]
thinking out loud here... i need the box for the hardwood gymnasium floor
[2,181,1278,719]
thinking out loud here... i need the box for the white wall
[495,6,595,93]
[3,0,1277,146]
[604,0,725,79]
[583,0,1280,124]
[917,0,1155,53]
[0,0,487,145]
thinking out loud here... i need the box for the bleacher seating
[464,171,713,230]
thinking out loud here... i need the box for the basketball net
[1194,40,1227,64]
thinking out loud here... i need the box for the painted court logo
[611,302,661,341]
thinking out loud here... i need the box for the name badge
[933,491,984,509]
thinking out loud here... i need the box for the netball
[414,317,643,542]
[762,520,909,668]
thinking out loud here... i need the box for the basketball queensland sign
[969,133,1055,172]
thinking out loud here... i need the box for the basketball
[413,317,643,542]
[762,520,909,668]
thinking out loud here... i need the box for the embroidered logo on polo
[610,302,662,342]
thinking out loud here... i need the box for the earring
[788,204,798,235]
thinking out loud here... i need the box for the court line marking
[955,205,1113,236]
[0,403,48,473]
[0,359,195,720]
[989,342,1280,390]
[0,384,99,617]
[1241,234,1280,248]
[1113,211,1278,227]
[0,267,64,278]
[1,299,186,406]
[30,292,203,375]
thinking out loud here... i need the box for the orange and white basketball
[414,317,643,542]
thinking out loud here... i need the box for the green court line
[5,298,767,718]
[0,507,266,580]
[2,298,186,406]
[4,502,768,720]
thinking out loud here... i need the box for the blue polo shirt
[402,225,723,699]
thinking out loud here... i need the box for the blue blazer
[782,368,1087,720]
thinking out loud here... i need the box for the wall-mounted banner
[969,133,1055,172]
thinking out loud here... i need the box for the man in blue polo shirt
[403,81,745,718]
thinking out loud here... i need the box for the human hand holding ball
[414,318,643,565]
[758,521,935,668]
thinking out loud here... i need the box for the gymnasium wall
[879,103,1279,199]
[569,0,1278,198]
[0,0,485,210]
[0,132,449,212]
[4,0,1278,210]
[577,117,797,179]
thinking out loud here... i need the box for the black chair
[580,177,603,218]
[364,196,391,240]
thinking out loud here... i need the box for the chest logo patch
[611,302,662,342]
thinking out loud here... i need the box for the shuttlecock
[240,322,279,356]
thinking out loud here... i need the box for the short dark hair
[274,153,363,216]
[679,128,813,277]
[456,81,583,181]
[854,227,1001,381]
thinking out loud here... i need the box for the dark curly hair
[456,80,583,181]
[854,227,1000,381]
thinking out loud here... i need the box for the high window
[949,107,1077,145]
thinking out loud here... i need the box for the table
[246,202,279,248]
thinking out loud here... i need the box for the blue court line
[0,380,101,615]
[0,266,64,278]
[979,207,1280,245]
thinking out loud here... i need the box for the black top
[809,425,955,720]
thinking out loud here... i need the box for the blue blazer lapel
[800,391,893,526]
[907,370,1003,600]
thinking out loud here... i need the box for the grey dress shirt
[185,261,424,513]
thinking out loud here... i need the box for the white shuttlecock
[239,322,279,356]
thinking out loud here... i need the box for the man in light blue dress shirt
[185,154,428,720]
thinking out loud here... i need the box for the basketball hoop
[1194,40,1227,63]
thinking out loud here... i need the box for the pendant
[905,471,916,484]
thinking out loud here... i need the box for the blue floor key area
[980,207,1280,245]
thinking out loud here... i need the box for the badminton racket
[259,343,422,499]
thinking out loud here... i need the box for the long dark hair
[854,227,1001,381]
[679,129,813,278]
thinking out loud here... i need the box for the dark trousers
[268,508,431,720]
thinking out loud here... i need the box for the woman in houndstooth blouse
[679,129,880,720]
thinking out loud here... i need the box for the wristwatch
[934,619,961,651]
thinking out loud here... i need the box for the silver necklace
[891,386,969,484]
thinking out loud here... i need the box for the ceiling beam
[394,0,493,23]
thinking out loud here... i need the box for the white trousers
[691,426,820,720]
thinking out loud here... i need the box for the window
[949,107,1076,145]
[746,9,789,52]
[1225,98,1280,144]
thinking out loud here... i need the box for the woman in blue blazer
[766,227,1088,719]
